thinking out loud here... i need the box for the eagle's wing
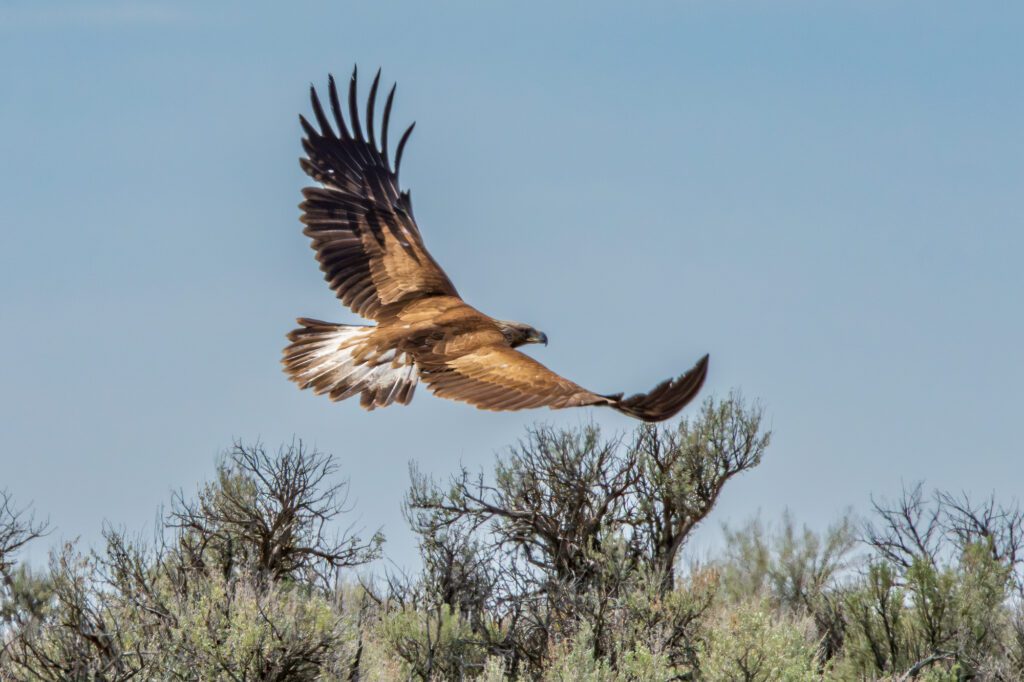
[299,69,459,321]
[419,344,709,422]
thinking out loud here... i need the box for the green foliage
[380,604,497,681]
[159,570,355,680]
[717,511,857,612]
[540,623,677,681]
[715,510,856,666]
[837,543,1014,680]
[0,564,51,631]
[840,561,912,676]
[597,564,717,674]
[700,600,822,681]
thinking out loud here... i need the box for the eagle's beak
[532,331,548,346]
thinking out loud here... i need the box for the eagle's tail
[282,318,418,410]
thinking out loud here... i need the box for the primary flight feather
[283,67,709,422]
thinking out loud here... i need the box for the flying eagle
[282,68,709,422]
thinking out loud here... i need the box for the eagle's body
[283,68,709,422]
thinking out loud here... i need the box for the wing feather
[299,70,458,320]
[419,345,609,413]
[419,344,710,422]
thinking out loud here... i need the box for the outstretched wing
[419,344,709,422]
[299,68,459,321]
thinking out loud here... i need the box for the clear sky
[1,1,1022,571]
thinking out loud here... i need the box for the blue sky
[1,1,1022,570]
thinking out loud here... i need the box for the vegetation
[2,394,1022,680]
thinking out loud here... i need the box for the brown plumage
[282,67,709,422]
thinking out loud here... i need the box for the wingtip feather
[348,65,364,141]
[367,68,381,148]
[395,121,416,178]
[611,353,710,422]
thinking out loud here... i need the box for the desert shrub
[539,623,676,682]
[404,394,768,677]
[378,603,502,681]
[155,569,355,680]
[836,547,1013,680]
[715,510,857,664]
[0,442,375,681]
[169,440,383,586]
[8,418,1022,680]
[834,485,1020,680]
[700,599,822,682]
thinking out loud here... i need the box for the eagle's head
[498,321,548,348]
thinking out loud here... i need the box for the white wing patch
[282,321,419,409]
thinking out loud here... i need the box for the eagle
[282,68,709,422]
